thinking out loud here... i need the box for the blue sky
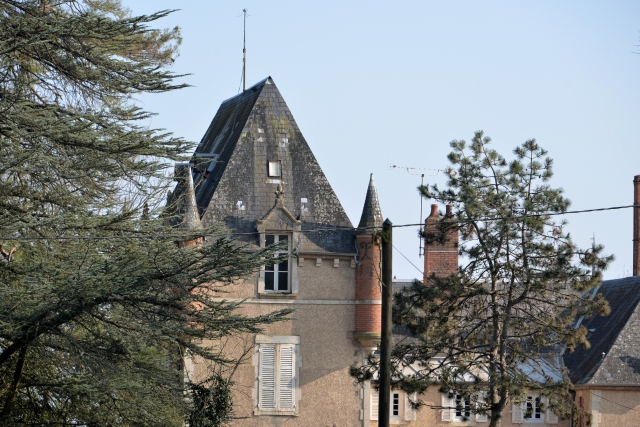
[127,1,640,280]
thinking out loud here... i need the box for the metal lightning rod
[242,8,247,91]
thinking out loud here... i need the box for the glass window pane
[279,259,288,273]
[265,263,274,272]
[266,235,274,246]
[279,235,288,244]
[268,161,281,177]
[393,393,399,415]
[265,272,274,290]
[278,272,288,291]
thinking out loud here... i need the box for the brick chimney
[634,176,640,276]
[354,174,383,351]
[423,204,458,284]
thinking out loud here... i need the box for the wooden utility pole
[378,218,393,427]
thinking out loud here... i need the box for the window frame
[522,395,543,423]
[267,160,282,178]
[263,234,291,293]
[254,335,300,416]
[512,394,558,424]
[453,393,471,421]
[369,385,416,422]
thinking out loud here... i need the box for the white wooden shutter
[441,393,453,422]
[404,392,417,421]
[278,344,295,410]
[512,402,524,424]
[476,391,489,422]
[546,399,559,425]
[370,388,379,420]
[258,344,276,410]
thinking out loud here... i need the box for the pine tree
[0,1,291,424]
[354,132,612,426]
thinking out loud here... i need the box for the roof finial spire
[242,8,248,92]
[174,163,201,229]
[357,173,383,233]
[275,183,284,200]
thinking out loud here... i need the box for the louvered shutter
[404,392,417,421]
[476,391,489,422]
[258,344,276,411]
[512,402,524,424]
[442,393,453,422]
[370,388,379,420]
[546,398,559,424]
[278,344,295,411]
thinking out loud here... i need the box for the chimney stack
[634,176,640,276]
[423,204,458,284]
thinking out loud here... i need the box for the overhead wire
[393,244,423,275]
[590,391,640,413]
[0,203,637,241]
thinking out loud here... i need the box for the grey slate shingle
[564,276,640,385]
[177,77,355,253]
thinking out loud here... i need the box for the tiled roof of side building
[564,276,640,385]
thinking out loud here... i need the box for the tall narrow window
[264,234,290,292]
[257,342,297,413]
[524,395,542,421]
[268,160,281,177]
[454,394,471,420]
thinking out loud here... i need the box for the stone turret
[354,174,383,351]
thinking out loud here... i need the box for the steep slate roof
[564,276,640,385]
[184,77,354,253]
[357,174,383,232]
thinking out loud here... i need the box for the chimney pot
[446,204,453,217]
[428,204,439,218]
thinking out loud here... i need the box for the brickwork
[423,204,458,284]
[355,234,382,333]
[634,176,640,276]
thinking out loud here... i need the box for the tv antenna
[388,164,445,177]
[388,164,447,257]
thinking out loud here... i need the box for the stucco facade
[174,77,602,426]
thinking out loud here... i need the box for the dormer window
[264,234,290,292]
[268,160,281,178]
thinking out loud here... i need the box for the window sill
[259,293,298,299]
[254,410,298,416]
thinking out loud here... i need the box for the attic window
[268,160,281,177]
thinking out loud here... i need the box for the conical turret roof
[357,174,383,232]
[175,163,202,229]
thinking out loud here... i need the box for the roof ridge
[219,77,270,104]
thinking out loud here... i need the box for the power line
[392,203,640,228]
[393,244,423,275]
[590,391,640,413]
[0,203,637,241]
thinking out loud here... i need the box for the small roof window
[268,160,281,177]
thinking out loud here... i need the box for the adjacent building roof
[564,276,640,385]
[175,77,355,253]
[357,174,383,233]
